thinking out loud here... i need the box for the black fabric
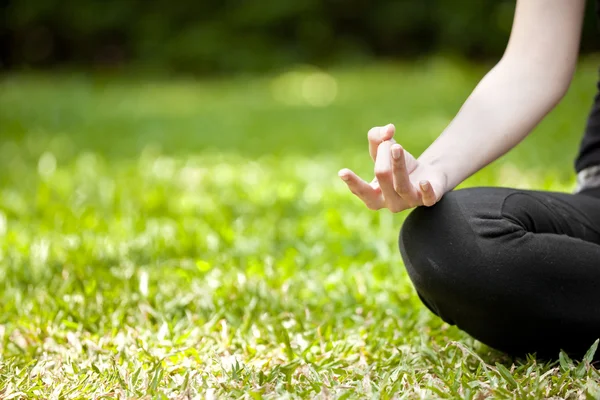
[575,0,600,171]
[575,77,600,171]
[399,187,600,358]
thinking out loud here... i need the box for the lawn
[1,58,600,398]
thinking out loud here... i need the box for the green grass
[1,57,600,398]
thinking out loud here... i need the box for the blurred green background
[2,0,599,74]
[2,0,600,164]
[2,0,600,191]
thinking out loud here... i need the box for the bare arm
[420,0,586,191]
[340,0,586,212]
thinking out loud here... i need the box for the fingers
[390,144,415,197]
[368,124,395,161]
[375,141,401,207]
[419,180,437,207]
[389,142,440,207]
[338,168,384,210]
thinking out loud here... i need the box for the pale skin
[339,0,586,212]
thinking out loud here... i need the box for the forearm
[418,59,570,191]
[418,0,584,192]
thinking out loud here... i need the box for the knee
[398,189,490,320]
[399,189,481,280]
[400,189,467,252]
[398,188,554,353]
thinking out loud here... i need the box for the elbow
[545,74,572,107]
[498,55,574,106]
[499,44,578,100]
[547,65,575,102]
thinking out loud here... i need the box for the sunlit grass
[0,58,599,397]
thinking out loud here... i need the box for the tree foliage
[1,0,598,73]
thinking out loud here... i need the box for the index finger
[368,124,396,161]
[338,168,384,210]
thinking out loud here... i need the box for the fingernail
[419,180,429,189]
[391,146,401,159]
[339,171,349,181]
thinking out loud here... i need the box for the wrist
[416,155,453,194]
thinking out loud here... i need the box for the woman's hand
[338,124,448,212]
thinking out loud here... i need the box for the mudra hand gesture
[338,124,448,212]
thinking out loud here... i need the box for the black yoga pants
[399,186,600,358]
